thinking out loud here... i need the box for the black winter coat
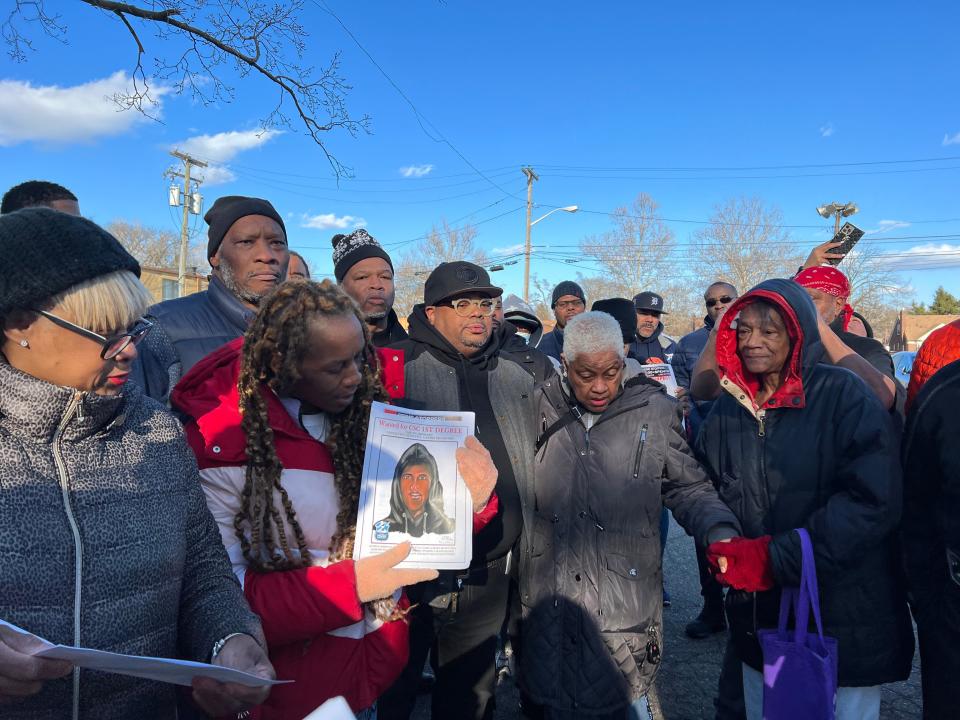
[696,278,914,687]
[902,359,960,611]
[520,376,740,713]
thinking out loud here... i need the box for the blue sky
[2,1,958,305]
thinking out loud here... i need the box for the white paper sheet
[303,696,356,719]
[354,402,475,570]
[638,362,679,395]
[0,619,288,688]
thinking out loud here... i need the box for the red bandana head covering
[794,266,853,331]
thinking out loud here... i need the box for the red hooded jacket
[906,318,960,411]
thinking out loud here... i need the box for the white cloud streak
[172,129,282,186]
[819,123,834,138]
[943,131,960,146]
[301,213,366,230]
[876,243,960,269]
[400,164,434,178]
[0,71,170,146]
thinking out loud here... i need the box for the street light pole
[816,201,858,237]
[522,166,539,303]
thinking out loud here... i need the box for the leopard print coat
[0,360,263,719]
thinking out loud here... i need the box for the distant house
[888,312,960,352]
[140,266,209,304]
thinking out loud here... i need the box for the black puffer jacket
[696,278,914,687]
[520,376,740,713]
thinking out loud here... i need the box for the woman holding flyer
[173,279,498,719]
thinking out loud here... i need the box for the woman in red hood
[172,280,497,719]
[696,279,913,720]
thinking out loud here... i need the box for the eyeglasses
[444,298,497,317]
[35,309,153,360]
[555,299,585,311]
[705,295,735,308]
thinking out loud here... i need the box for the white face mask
[516,331,531,344]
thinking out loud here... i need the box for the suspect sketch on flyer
[639,362,678,395]
[354,402,474,570]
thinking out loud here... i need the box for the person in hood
[503,293,544,348]
[132,195,290,404]
[906,317,960,411]
[520,311,741,719]
[629,291,678,364]
[378,443,456,537]
[699,279,913,720]
[379,261,541,720]
[172,279,497,719]
[0,209,270,718]
[538,280,586,361]
[902,358,960,719]
[333,228,407,347]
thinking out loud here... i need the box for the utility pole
[522,166,539,303]
[168,150,207,297]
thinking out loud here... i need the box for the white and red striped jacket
[172,338,497,718]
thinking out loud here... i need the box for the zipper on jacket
[53,392,83,720]
[595,521,605,617]
[632,424,649,478]
[756,409,766,437]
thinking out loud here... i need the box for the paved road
[413,515,922,719]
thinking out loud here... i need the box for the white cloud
[865,219,911,235]
[877,243,960,270]
[172,128,282,186]
[301,213,366,230]
[943,131,960,146]
[0,71,170,146]
[492,243,525,255]
[819,123,834,138]
[400,164,434,178]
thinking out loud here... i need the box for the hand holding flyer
[354,402,475,570]
[456,436,497,512]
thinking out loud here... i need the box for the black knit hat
[331,229,393,283]
[592,298,637,344]
[204,195,286,260]
[552,280,585,308]
[0,208,140,319]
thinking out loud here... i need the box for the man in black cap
[331,228,407,346]
[537,279,586,362]
[132,195,289,403]
[379,261,540,720]
[629,290,678,364]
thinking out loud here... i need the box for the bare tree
[686,197,802,295]
[3,0,368,176]
[579,193,677,298]
[828,243,906,341]
[106,219,205,269]
[393,222,487,318]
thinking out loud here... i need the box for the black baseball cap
[633,291,668,314]
[423,261,503,306]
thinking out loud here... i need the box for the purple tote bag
[757,528,839,720]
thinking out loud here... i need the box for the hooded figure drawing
[377,443,456,538]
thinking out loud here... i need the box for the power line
[313,0,520,201]
[531,155,960,172]
[536,165,960,182]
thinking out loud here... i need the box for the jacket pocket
[598,544,660,633]
[717,472,744,521]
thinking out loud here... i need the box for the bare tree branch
[3,0,369,178]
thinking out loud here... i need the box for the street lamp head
[816,204,836,219]
[561,205,579,213]
[841,203,859,217]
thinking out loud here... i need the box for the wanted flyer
[354,401,474,570]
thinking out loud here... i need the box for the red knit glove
[706,535,775,592]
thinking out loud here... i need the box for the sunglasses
[705,295,735,308]
[35,309,153,360]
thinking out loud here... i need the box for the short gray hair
[563,311,625,363]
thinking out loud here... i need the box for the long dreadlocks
[235,279,397,618]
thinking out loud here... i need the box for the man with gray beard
[332,228,407,346]
[131,195,289,404]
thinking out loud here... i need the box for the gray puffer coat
[519,376,740,714]
[0,361,263,719]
